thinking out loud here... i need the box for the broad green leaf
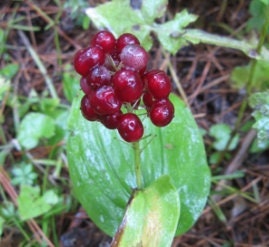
[141,0,168,23]
[209,123,239,151]
[111,176,180,247]
[18,112,55,149]
[17,186,59,220]
[85,1,154,50]
[155,10,198,54]
[85,1,143,37]
[67,93,210,236]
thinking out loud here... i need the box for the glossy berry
[117,113,144,142]
[100,111,122,129]
[144,70,172,99]
[149,99,174,127]
[74,46,105,76]
[86,65,111,90]
[80,77,92,95]
[116,33,140,53]
[142,91,156,108]
[120,44,148,73]
[80,95,98,121]
[112,69,144,103]
[91,31,116,54]
[90,86,122,115]
[75,32,175,142]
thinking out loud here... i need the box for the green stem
[183,29,261,59]
[133,141,143,189]
[215,5,269,166]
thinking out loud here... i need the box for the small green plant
[249,91,269,150]
[67,1,213,245]
[66,0,269,246]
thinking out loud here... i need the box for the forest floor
[0,0,269,246]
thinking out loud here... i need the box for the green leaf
[247,0,269,33]
[249,91,269,147]
[111,176,180,247]
[0,216,4,235]
[209,124,239,151]
[141,0,168,23]
[0,63,19,79]
[85,1,143,37]
[11,163,37,186]
[67,93,210,236]
[155,10,198,54]
[85,0,159,50]
[231,60,269,89]
[18,113,56,149]
[261,0,269,5]
[0,75,10,101]
[62,65,80,102]
[18,186,59,220]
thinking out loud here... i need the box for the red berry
[120,44,148,73]
[91,31,116,54]
[116,33,140,53]
[144,70,172,99]
[80,95,99,121]
[112,69,144,103]
[142,91,156,108]
[90,85,122,115]
[149,99,174,127]
[86,65,111,90]
[100,111,122,129]
[80,77,92,95]
[74,46,105,76]
[117,113,144,142]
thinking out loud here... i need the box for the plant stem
[215,5,269,166]
[183,29,262,59]
[133,141,143,189]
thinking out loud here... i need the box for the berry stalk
[133,141,143,189]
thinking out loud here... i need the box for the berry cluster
[74,31,174,142]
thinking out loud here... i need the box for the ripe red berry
[100,111,122,129]
[80,77,92,95]
[116,33,140,53]
[86,65,111,90]
[117,113,144,142]
[149,99,174,127]
[144,70,172,99]
[142,91,156,108]
[90,85,122,115]
[74,46,105,76]
[91,31,116,54]
[120,44,148,73]
[80,95,99,121]
[112,69,144,103]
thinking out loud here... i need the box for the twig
[18,30,59,100]
[163,51,190,108]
